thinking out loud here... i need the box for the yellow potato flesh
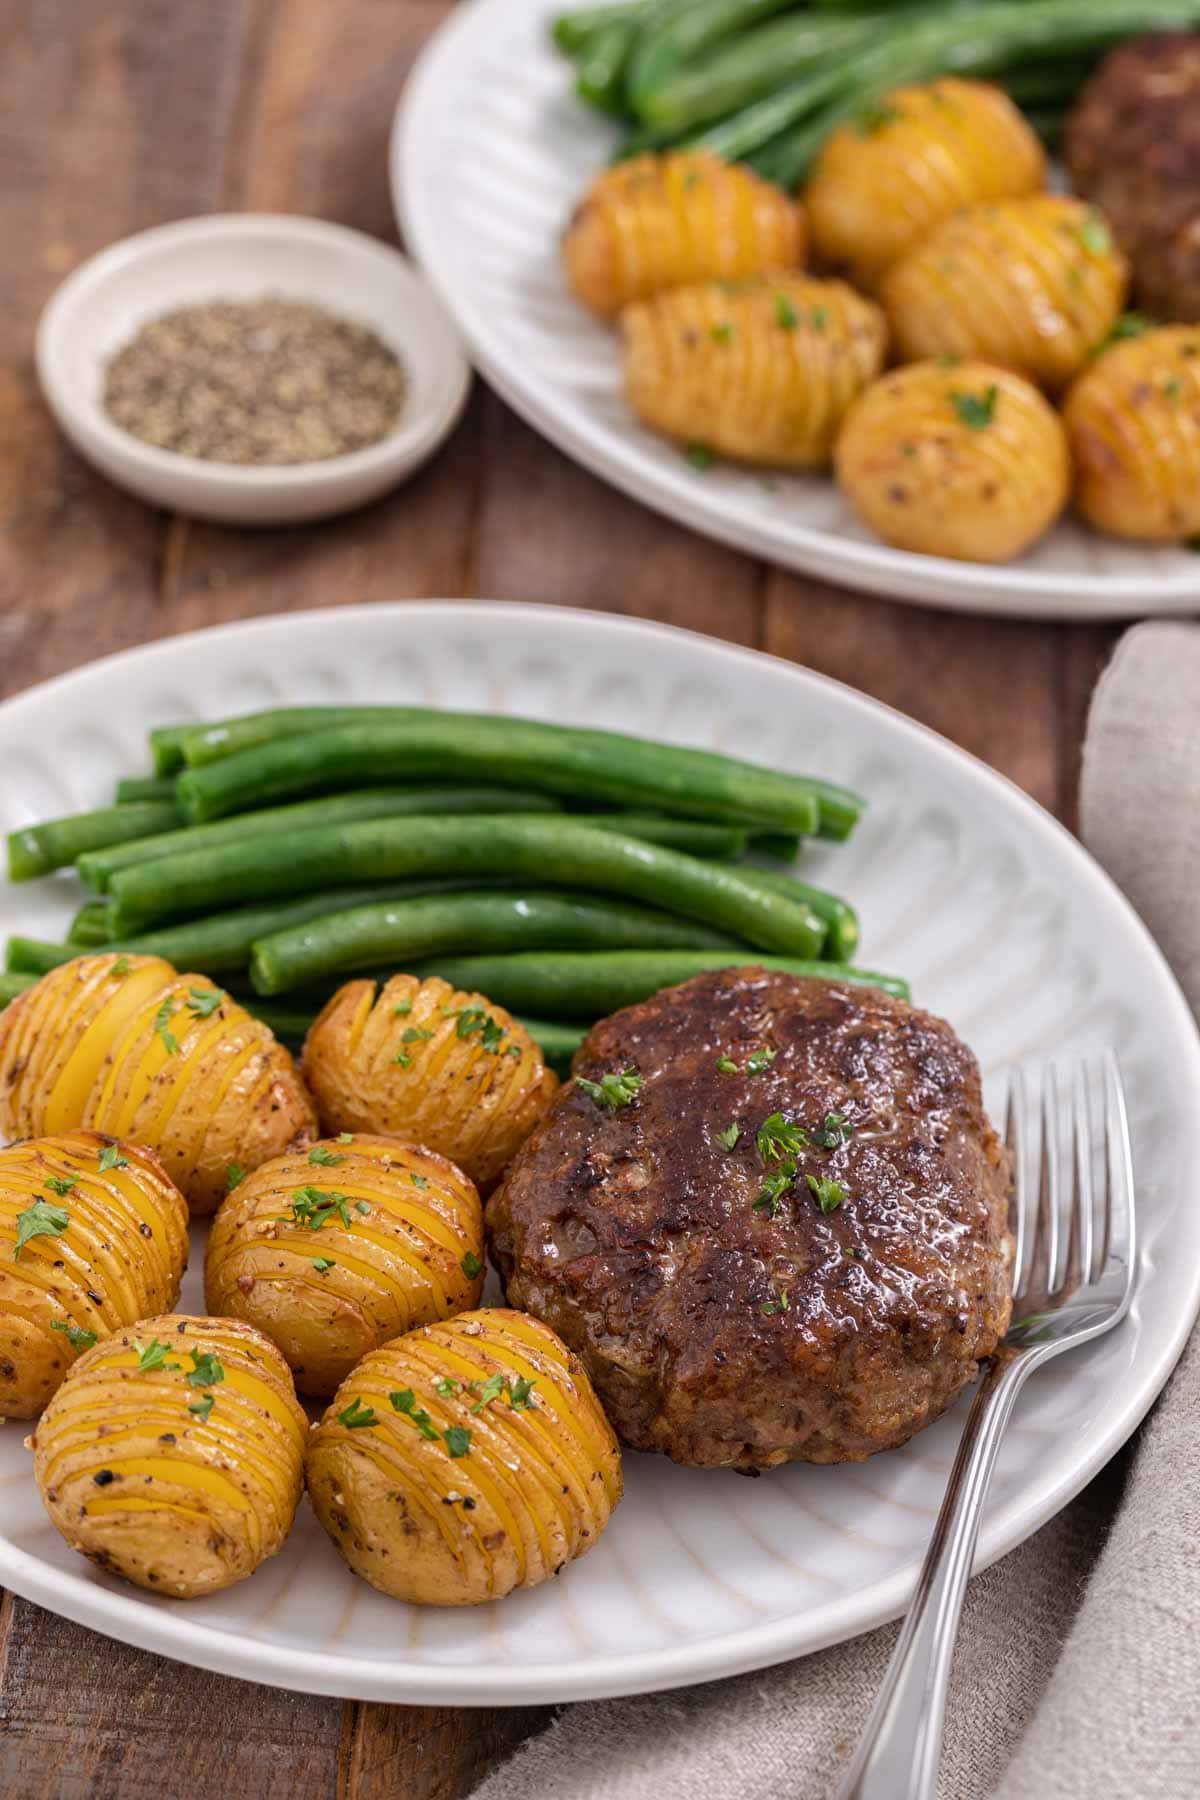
[0,1131,189,1418]
[882,195,1129,392]
[835,359,1070,562]
[33,1314,307,1597]
[206,1134,485,1396]
[622,274,887,468]
[302,976,557,1193]
[1063,325,1200,542]
[563,150,805,318]
[0,954,317,1215]
[807,79,1045,290]
[307,1308,622,1606]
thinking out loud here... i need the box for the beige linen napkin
[474,622,1200,1800]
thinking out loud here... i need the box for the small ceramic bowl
[36,213,471,526]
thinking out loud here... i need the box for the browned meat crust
[487,969,1012,1471]
[1065,34,1200,323]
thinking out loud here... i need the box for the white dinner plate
[391,0,1200,621]
[1,601,1197,1703]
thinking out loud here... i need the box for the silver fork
[833,1054,1137,1800]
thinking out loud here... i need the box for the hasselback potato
[307,1308,622,1605]
[0,953,316,1216]
[835,360,1070,563]
[206,1133,485,1397]
[807,78,1045,291]
[622,274,887,468]
[302,975,557,1191]
[882,195,1129,391]
[32,1313,307,1597]
[563,149,805,318]
[0,1131,189,1419]
[1063,325,1200,541]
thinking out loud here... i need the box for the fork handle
[832,1352,1032,1800]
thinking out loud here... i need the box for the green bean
[744,869,858,961]
[553,0,655,56]
[630,0,831,123]
[115,775,178,805]
[249,889,744,995]
[67,901,115,947]
[639,10,876,132]
[407,950,909,1016]
[174,715,838,836]
[107,816,829,952]
[576,18,640,112]
[516,1017,588,1076]
[8,798,182,882]
[6,938,75,976]
[0,972,37,1007]
[77,787,565,893]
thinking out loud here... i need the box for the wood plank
[0,0,259,698]
[763,572,1062,816]
[472,397,766,646]
[0,1595,340,1800]
[165,0,481,630]
[341,1701,555,1800]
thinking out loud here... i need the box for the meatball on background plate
[489,970,1012,1472]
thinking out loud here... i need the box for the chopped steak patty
[487,969,1012,1470]
[1065,34,1200,323]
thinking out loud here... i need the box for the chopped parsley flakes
[756,1112,808,1161]
[154,997,179,1055]
[308,1145,345,1167]
[44,1175,77,1197]
[950,386,998,431]
[98,1145,129,1172]
[51,1319,97,1351]
[460,1250,484,1280]
[281,1186,353,1231]
[753,1160,796,1218]
[576,1067,643,1111]
[185,987,223,1020]
[13,1200,70,1260]
[807,1173,847,1213]
[339,1398,377,1430]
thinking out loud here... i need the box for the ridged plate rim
[0,600,1197,1704]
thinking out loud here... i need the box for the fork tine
[1041,1065,1065,1294]
[1005,1067,1032,1298]
[1072,1060,1095,1287]
[1103,1051,1135,1288]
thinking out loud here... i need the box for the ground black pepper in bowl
[102,296,408,465]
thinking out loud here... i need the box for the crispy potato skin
[32,1313,307,1598]
[301,975,558,1192]
[0,954,317,1217]
[1063,325,1200,541]
[0,1131,189,1419]
[835,360,1070,563]
[807,79,1045,291]
[307,1308,622,1605]
[882,196,1129,391]
[206,1134,484,1397]
[564,150,805,318]
[622,274,887,468]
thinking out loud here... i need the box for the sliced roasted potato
[1063,325,1200,541]
[623,274,887,468]
[301,975,557,1191]
[0,1131,189,1419]
[206,1133,484,1397]
[882,195,1129,391]
[807,79,1046,291]
[564,149,805,317]
[0,954,317,1216]
[32,1313,307,1597]
[835,360,1071,562]
[307,1308,622,1605]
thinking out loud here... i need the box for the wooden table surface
[0,1,1123,1794]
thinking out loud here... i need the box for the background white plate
[1,601,1198,1704]
[392,0,1200,621]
